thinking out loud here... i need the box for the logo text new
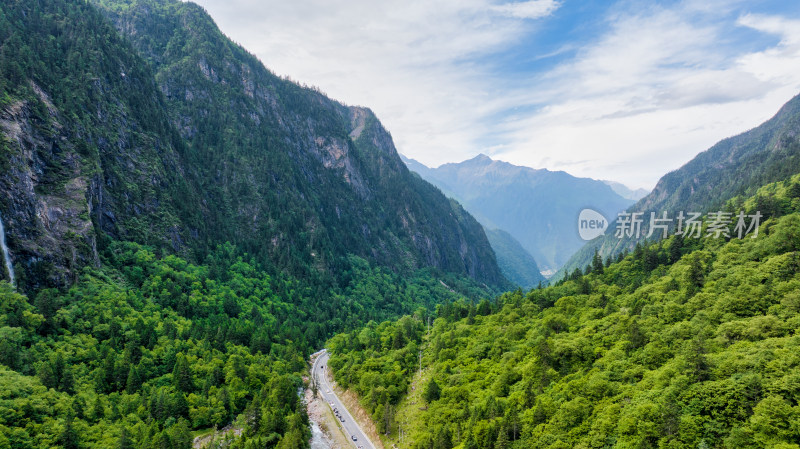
[580,219,605,229]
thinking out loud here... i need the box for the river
[310,421,333,449]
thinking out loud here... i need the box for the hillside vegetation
[328,175,800,449]
[560,92,800,278]
[0,1,509,447]
[0,238,491,449]
[485,229,545,289]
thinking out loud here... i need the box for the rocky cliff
[0,0,509,291]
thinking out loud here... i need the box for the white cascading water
[0,212,15,287]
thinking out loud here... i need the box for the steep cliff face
[0,0,508,290]
[0,0,201,291]
[0,90,94,288]
[91,0,508,287]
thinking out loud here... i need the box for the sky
[190,0,800,189]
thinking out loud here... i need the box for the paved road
[312,350,376,449]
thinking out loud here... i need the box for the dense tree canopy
[328,175,800,449]
[0,237,489,448]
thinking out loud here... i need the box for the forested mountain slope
[0,0,508,447]
[0,236,493,448]
[484,229,545,289]
[560,92,800,279]
[0,0,201,290]
[328,174,800,448]
[90,0,508,289]
[0,0,508,293]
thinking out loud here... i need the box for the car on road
[351,435,358,441]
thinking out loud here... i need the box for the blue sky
[191,0,800,189]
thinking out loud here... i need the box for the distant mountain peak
[406,153,634,272]
[470,153,494,163]
[447,153,495,168]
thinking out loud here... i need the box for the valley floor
[309,351,384,449]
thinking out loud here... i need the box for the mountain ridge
[558,90,800,279]
[0,0,510,291]
[602,180,649,201]
[327,171,800,448]
[483,228,545,288]
[400,153,634,273]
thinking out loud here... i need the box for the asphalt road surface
[312,350,376,449]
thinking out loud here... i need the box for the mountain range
[0,0,514,447]
[401,154,635,275]
[602,180,649,201]
[328,170,800,449]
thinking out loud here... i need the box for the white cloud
[491,0,560,20]
[191,0,551,164]
[492,6,800,188]
[190,0,800,189]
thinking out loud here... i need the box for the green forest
[327,175,800,449]
[0,239,491,449]
[2,0,800,448]
[0,1,498,447]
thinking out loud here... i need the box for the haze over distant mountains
[602,180,649,201]
[559,91,800,279]
[401,154,636,275]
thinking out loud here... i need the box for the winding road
[312,350,376,449]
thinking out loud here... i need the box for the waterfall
[0,212,15,287]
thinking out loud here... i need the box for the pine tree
[423,379,441,403]
[117,427,134,449]
[669,233,684,263]
[60,365,75,394]
[495,427,509,449]
[686,254,705,297]
[434,425,452,449]
[59,415,80,449]
[686,335,711,382]
[92,396,105,422]
[37,362,57,389]
[392,327,406,349]
[172,353,194,393]
[126,364,142,393]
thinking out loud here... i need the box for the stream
[309,421,333,449]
